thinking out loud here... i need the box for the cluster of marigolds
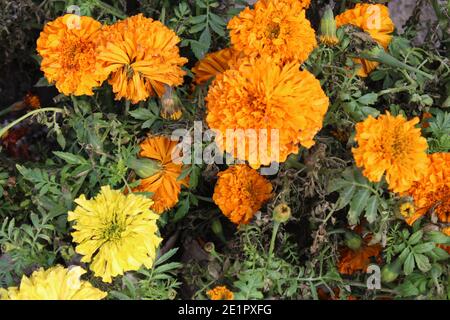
[0,0,448,300]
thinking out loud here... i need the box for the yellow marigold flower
[228,0,317,64]
[133,136,189,214]
[206,55,329,168]
[36,14,105,96]
[96,14,187,104]
[336,4,394,77]
[68,186,162,283]
[352,112,429,193]
[207,286,234,300]
[405,153,450,225]
[192,48,241,85]
[213,165,272,225]
[0,265,106,300]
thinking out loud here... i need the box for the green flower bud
[381,259,402,283]
[320,6,339,46]
[273,203,291,223]
[344,231,363,251]
[127,157,162,179]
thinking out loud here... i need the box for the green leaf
[173,197,190,222]
[364,195,379,223]
[336,185,356,210]
[414,253,431,272]
[53,152,87,165]
[413,242,435,254]
[426,230,450,245]
[129,108,156,121]
[357,93,378,105]
[408,230,423,245]
[403,252,415,275]
[348,189,371,225]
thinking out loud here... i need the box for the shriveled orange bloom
[24,93,41,110]
[228,0,317,64]
[207,286,234,300]
[213,165,272,225]
[405,153,450,225]
[421,112,433,129]
[336,4,394,77]
[134,136,189,214]
[206,55,329,168]
[96,14,187,104]
[192,48,241,85]
[37,14,105,96]
[338,236,382,275]
[317,287,357,300]
[352,112,429,193]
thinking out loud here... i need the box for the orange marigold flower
[336,4,394,77]
[96,14,187,104]
[206,56,329,168]
[207,286,234,300]
[352,112,429,193]
[192,48,241,85]
[338,235,382,275]
[258,0,311,9]
[133,136,189,214]
[213,165,272,225]
[405,153,450,225]
[228,0,317,64]
[37,14,105,96]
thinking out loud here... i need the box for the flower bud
[211,218,226,242]
[273,203,291,223]
[160,85,183,120]
[381,259,402,283]
[320,6,339,46]
[344,231,363,251]
[127,157,162,179]
[204,242,215,253]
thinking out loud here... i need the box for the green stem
[268,221,281,262]
[0,107,64,139]
[0,105,16,118]
[94,0,126,19]
[358,49,434,80]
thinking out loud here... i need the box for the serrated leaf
[414,253,431,272]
